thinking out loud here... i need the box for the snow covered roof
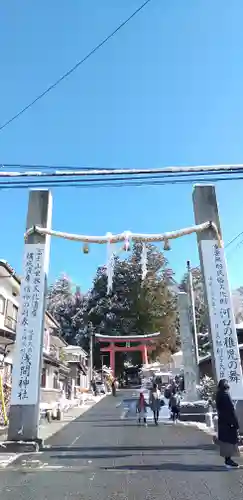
[63,345,88,357]
[154,371,172,376]
[50,333,67,348]
[172,350,182,357]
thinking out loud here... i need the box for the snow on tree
[47,274,72,312]
[179,268,243,357]
[47,244,179,366]
[197,375,216,401]
[47,275,87,347]
[179,267,210,357]
[69,286,89,351]
[197,332,210,358]
[86,242,178,362]
[180,267,207,333]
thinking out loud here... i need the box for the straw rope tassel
[141,243,148,280]
[106,232,114,294]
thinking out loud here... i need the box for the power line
[1,163,243,178]
[1,168,241,275]
[223,230,243,263]
[0,0,153,133]
[0,166,243,252]
[189,228,243,276]
[225,231,243,250]
[0,170,242,184]
[1,173,243,190]
[2,162,243,174]
[227,239,243,260]
[1,163,116,171]
[225,231,243,262]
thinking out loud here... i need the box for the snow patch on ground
[180,400,209,407]
[0,453,21,469]
[179,419,214,436]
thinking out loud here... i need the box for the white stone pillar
[178,292,198,401]
[193,185,243,400]
[8,190,52,442]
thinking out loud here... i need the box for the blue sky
[1,0,243,291]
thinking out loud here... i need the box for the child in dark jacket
[169,391,181,422]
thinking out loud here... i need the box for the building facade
[0,259,90,415]
[63,345,90,398]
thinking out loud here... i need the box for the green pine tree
[86,242,177,364]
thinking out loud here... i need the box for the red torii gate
[95,332,160,376]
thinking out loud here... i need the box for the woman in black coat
[215,379,240,468]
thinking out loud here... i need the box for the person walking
[169,389,181,423]
[91,379,97,396]
[136,392,148,426]
[149,383,161,425]
[111,379,117,397]
[215,379,240,469]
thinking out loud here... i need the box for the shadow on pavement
[73,418,119,423]
[101,463,226,472]
[42,444,215,452]
[49,453,133,459]
[92,423,143,427]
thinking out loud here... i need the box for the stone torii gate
[95,332,160,376]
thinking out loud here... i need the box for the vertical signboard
[201,240,243,400]
[11,244,46,405]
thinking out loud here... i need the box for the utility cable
[1,163,243,174]
[1,173,243,190]
[0,0,153,133]
[226,237,243,261]
[1,171,243,185]
[1,163,243,178]
[225,231,243,250]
